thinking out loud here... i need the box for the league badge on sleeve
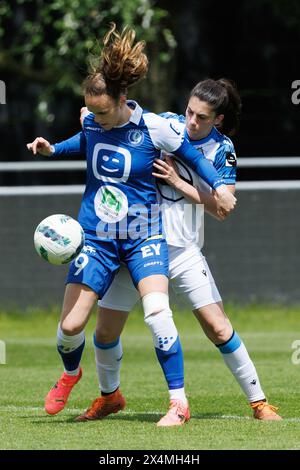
[225,152,237,167]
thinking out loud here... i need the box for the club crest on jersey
[225,152,237,167]
[126,129,144,146]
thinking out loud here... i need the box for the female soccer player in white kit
[27,25,236,427]
[76,78,281,424]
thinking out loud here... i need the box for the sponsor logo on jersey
[225,152,237,166]
[126,129,144,146]
[94,185,128,223]
[93,143,131,183]
[143,260,164,268]
[85,126,105,132]
[141,243,161,258]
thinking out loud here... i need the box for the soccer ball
[34,214,85,265]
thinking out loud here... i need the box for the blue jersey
[53,101,225,238]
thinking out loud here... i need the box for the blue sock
[216,330,241,354]
[56,324,85,373]
[57,340,85,372]
[155,337,184,389]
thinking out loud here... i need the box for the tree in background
[1,0,300,163]
[0,0,176,160]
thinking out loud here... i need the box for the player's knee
[60,319,84,336]
[210,319,233,344]
[95,327,118,345]
[142,291,171,318]
[142,292,178,351]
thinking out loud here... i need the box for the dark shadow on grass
[70,413,159,424]
[66,412,250,423]
[19,411,252,424]
[20,413,160,424]
[19,415,79,424]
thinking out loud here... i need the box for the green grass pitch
[0,304,300,450]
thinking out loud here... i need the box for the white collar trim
[127,100,143,125]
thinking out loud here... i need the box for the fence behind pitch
[0,159,299,307]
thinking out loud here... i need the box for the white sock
[217,331,266,403]
[168,387,188,405]
[57,323,85,376]
[94,334,122,394]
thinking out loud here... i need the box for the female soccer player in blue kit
[75,78,281,425]
[27,23,236,426]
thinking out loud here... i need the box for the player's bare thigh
[60,283,98,335]
[137,274,168,297]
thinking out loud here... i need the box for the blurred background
[0,0,300,307]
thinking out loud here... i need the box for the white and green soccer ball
[34,214,85,265]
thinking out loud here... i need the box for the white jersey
[157,114,237,247]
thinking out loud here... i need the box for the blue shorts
[66,231,169,298]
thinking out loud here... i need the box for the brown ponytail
[83,23,148,101]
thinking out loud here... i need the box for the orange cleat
[250,401,282,421]
[45,368,82,415]
[156,399,190,427]
[75,389,126,421]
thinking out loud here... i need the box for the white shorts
[99,244,221,311]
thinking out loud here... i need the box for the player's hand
[152,155,181,188]
[80,107,89,128]
[27,137,53,156]
[214,184,237,217]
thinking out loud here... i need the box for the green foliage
[0,0,176,113]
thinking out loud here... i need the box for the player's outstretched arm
[27,132,86,157]
[27,137,53,156]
